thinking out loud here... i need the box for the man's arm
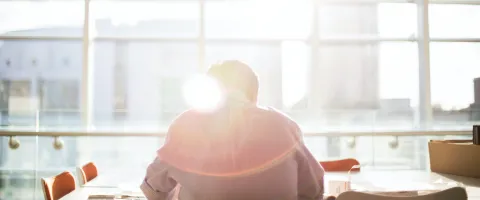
[275,111,324,200]
[141,111,195,199]
[296,141,325,200]
[140,157,178,200]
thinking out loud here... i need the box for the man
[141,60,324,200]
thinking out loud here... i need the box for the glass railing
[0,109,479,132]
[0,132,473,200]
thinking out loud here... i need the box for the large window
[0,0,479,131]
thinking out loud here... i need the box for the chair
[320,158,360,172]
[41,171,76,200]
[336,186,467,200]
[76,162,98,186]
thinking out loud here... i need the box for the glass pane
[36,136,164,186]
[0,136,38,200]
[378,42,419,130]
[430,42,480,129]
[90,41,198,130]
[371,136,430,170]
[304,135,463,170]
[319,3,416,38]
[282,41,310,110]
[90,1,199,38]
[38,80,81,130]
[11,135,164,191]
[315,42,418,131]
[430,4,480,38]
[0,39,83,130]
[304,136,375,167]
[0,80,35,128]
[0,135,166,199]
[205,0,312,39]
[0,1,84,37]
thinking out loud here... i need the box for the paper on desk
[87,189,145,200]
[88,194,145,200]
[88,194,115,199]
[87,190,117,199]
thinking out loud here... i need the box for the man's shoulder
[251,106,302,135]
[168,109,206,129]
[174,109,202,120]
[261,106,299,126]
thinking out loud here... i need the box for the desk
[60,170,480,200]
[83,174,143,189]
[61,172,144,200]
[60,187,134,200]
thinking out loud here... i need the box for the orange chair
[41,171,76,200]
[319,158,360,172]
[77,162,98,185]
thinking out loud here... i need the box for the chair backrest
[336,187,468,200]
[41,171,76,200]
[78,162,98,185]
[319,158,360,172]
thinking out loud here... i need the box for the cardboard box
[428,140,480,178]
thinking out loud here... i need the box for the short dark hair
[206,60,259,102]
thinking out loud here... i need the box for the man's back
[141,106,324,200]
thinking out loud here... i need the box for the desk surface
[61,170,480,200]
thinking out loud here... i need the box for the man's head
[207,60,259,103]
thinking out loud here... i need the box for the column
[81,0,93,129]
[416,0,432,170]
[416,0,433,129]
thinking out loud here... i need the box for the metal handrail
[0,130,470,137]
[3,35,480,43]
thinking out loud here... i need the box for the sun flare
[183,75,223,111]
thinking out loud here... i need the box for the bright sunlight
[183,75,223,112]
